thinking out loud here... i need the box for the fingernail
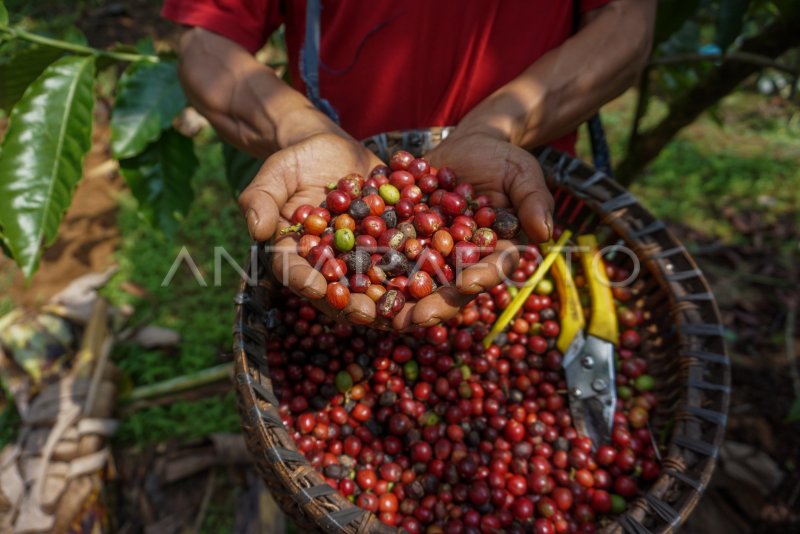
[545,211,553,241]
[346,312,372,325]
[246,209,259,241]
[302,288,323,299]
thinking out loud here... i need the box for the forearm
[455,0,656,149]
[177,28,347,158]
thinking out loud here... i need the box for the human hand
[240,133,384,323]
[424,130,554,298]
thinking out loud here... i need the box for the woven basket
[232,132,730,533]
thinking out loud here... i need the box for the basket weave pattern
[233,140,730,534]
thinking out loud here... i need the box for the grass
[578,89,800,244]
[105,140,250,446]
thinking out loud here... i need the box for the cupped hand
[241,132,515,331]
[240,133,382,324]
[422,131,555,317]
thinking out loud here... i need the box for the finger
[455,240,520,294]
[411,287,472,327]
[506,157,554,242]
[344,293,375,325]
[392,302,416,331]
[238,161,292,242]
[270,237,327,300]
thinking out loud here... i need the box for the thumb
[238,163,291,242]
[506,158,554,242]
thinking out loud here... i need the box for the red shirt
[163,0,609,152]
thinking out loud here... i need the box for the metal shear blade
[563,334,616,446]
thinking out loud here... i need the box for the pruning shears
[553,234,619,447]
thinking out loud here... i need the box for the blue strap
[301,0,340,124]
[588,114,613,176]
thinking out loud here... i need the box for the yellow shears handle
[551,253,585,355]
[577,234,619,344]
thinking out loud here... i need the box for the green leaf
[715,0,750,50]
[0,1,8,26]
[222,143,262,198]
[111,60,186,160]
[0,56,95,279]
[654,0,700,48]
[788,397,800,423]
[0,45,64,111]
[118,128,197,236]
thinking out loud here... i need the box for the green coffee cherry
[379,184,400,205]
[334,228,355,252]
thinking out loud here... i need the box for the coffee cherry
[389,150,414,171]
[377,289,405,319]
[437,167,457,190]
[432,230,455,256]
[326,282,350,310]
[334,228,355,252]
[379,184,401,205]
[304,214,328,236]
[390,170,415,190]
[349,273,371,293]
[366,283,387,302]
[306,244,335,267]
[471,228,498,255]
[413,212,443,236]
[418,174,438,194]
[493,210,521,239]
[344,249,372,274]
[419,249,445,275]
[474,207,496,228]
[379,228,407,250]
[449,223,473,242]
[321,259,347,282]
[297,234,320,258]
[404,239,423,260]
[292,204,314,224]
[441,192,467,216]
[363,194,386,216]
[377,249,410,277]
[408,271,434,299]
[326,190,351,214]
[452,241,481,267]
[361,216,387,238]
[337,174,362,199]
[348,198,370,220]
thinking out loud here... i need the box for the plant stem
[0,25,158,63]
[121,363,233,404]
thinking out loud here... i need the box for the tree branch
[649,51,800,76]
[616,9,800,185]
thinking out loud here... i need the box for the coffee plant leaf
[0,55,96,279]
[111,60,186,160]
[0,44,64,112]
[119,127,197,236]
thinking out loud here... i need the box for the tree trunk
[616,9,800,185]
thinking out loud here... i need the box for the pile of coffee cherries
[265,238,661,533]
[286,151,520,318]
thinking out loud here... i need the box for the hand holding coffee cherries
[282,148,523,329]
[244,132,548,330]
[425,131,555,244]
